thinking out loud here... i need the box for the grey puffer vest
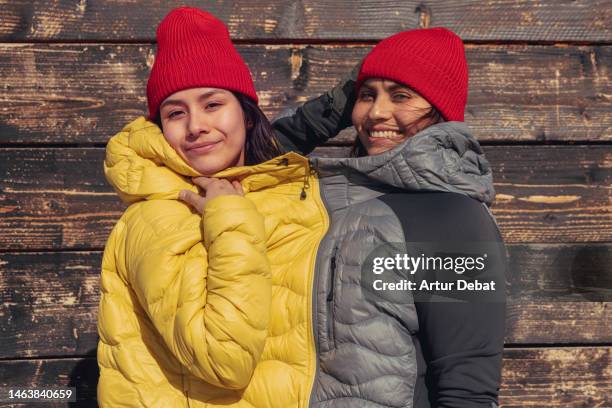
[308,122,496,407]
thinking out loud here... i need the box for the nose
[187,111,211,139]
[368,96,392,121]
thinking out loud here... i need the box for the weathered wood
[0,1,609,42]
[0,146,609,250]
[0,44,609,144]
[505,302,611,346]
[0,148,124,250]
[507,244,612,302]
[499,347,611,407]
[1,348,609,407]
[1,246,610,358]
[0,252,101,358]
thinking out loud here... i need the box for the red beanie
[357,27,468,122]
[146,7,258,119]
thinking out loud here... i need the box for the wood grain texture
[0,148,122,251]
[0,252,100,358]
[1,246,610,358]
[0,349,609,407]
[0,44,609,144]
[498,347,611,407]
[506,244,612,302]
[1,146,609,250]
[0,0,609,42]
[505,302,610,346]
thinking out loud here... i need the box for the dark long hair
[233,92,282,165]
[153,92,281,166]
[349,102,445,157]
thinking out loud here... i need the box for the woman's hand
[179,177,244,215]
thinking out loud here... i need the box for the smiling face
[352,78,439,156]
[159,87,247,175]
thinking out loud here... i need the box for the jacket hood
[104,116,310,204]
[311,121,495,205]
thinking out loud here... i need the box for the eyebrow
[385,82,412,93]
[360,81,412,93]
[159,90,224,110]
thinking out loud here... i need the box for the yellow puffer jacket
[97,117,328,407]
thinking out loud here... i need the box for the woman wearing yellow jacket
[98,7,329,407]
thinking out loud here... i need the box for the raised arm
[272,62,360,155]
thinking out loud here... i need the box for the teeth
[369,130,402,138]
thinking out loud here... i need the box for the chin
[183,146,244,174]
[190,160,226,176]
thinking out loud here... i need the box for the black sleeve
[271,63,359,155]
[380,192,507,408]
[416,298,505,408]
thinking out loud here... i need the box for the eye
[392,92,412,102]
[167,110,184,119]
[358,90,375,102]
[205,101,222,110]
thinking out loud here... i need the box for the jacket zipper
[326,246,338,347]
[306,159,332,408]
[278,156,327,407]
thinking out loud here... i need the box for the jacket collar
[104,117,310,204]
[312,122,495,205]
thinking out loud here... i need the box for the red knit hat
[146,7,258,119]
[357,27,468,122]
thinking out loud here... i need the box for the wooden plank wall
[0,1,610,406]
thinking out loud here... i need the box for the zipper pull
[307,158,319,176]
[300,159,312,200]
